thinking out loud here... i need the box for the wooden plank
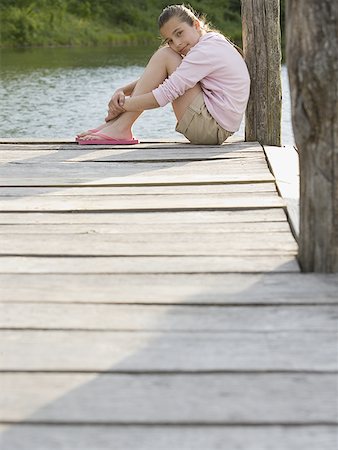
[0,255,301,274]
[0,194,285,212]
[1,304,336,331]
[0,138,249,149]
[0,148,265,163]
[1,159,268,169]
[0,373,336,423]
[0,232,297,256]
[264,145,299,236]
[0,221,292,234]
[0,140,188,145]
[0,157,266,168]
[0,424,335,450]
[0,140,257,148]
[0,139,82,144]
[0,330,336,371]
[0,159,275,186]
[0,175,275,187]
[0,209,288,224]
[6,273,338,304]
[0,151,265,164]
[0,182,278,196]
[0,137,245,145]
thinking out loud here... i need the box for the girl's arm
[121,79,139,96]
[123,92,159,111]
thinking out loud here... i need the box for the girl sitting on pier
[77,4,250,146]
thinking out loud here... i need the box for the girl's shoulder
[198,32,234,50]
[200,31,226,43]
[198,32,243,58]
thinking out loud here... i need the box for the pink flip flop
[76,132,139,145]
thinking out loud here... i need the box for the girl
[77,4,250,145]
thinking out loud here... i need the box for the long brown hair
[158,4,243,56]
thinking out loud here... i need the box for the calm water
[0,46,294,144]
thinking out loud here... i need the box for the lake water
[0,46,294,144]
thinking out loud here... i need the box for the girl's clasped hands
[105,90,126,122]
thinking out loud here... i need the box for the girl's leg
[81,47,202,140]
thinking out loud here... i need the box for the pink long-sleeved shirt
[152,32,250,132]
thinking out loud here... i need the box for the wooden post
[286,1,338,272]
[241,0,282,146]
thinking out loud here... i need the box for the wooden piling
[241,0,282,146]
[286,0,338,272]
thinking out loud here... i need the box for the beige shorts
[176,92,233,145]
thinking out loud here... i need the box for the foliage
[0,1,283,49]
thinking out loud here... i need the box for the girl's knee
[152,46,182,63]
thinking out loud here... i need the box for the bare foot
[76,119,117,138]
[79,119,133,141]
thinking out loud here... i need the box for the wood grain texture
[286,0,338,271]
[0,255,300,273]
[0,232,297,256]
[0,182,278,196]
[1,304,336,331]
[264,145,300,237]
[0,425,336,450]
[4,273,338,304]
[1,373,336,423]
[0,146,264,163]
[0,221,291,234]
[0,193,284,212]
[0,137,244,145]
[242,0,282,145]
[1,330,336,371]
[0,158,275,186]
[0,209,288,224]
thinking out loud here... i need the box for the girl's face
[160,17,203,56]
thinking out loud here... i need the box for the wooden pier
[0,138,337,449]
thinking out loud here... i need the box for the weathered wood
[0,232,297,256]
[0,182,278,196]
[241,0,282,145]
[0,255,300,273]
[0,174,274,186]
[1,330,336,371]
[0,222,291,234]
[0,159,275,186]
[286,0,338,272]
[0,137,243,145]
[0,425,335,450]
[0,150,264,163]
[0,137,334,445]
[1,304,336,331]
[4,273,338,304]
[264,145,300,237]
[0,147,264,163]
[0,159,268,172]
[1,159,268,169]
[0,142,252,152]
[0,209,288,224]
[0,221,290,239]
[1,373,336,423]
[0,194,284,212]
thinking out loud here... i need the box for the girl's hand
[105,90,126,122]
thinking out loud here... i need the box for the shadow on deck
[0,138,337,449]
